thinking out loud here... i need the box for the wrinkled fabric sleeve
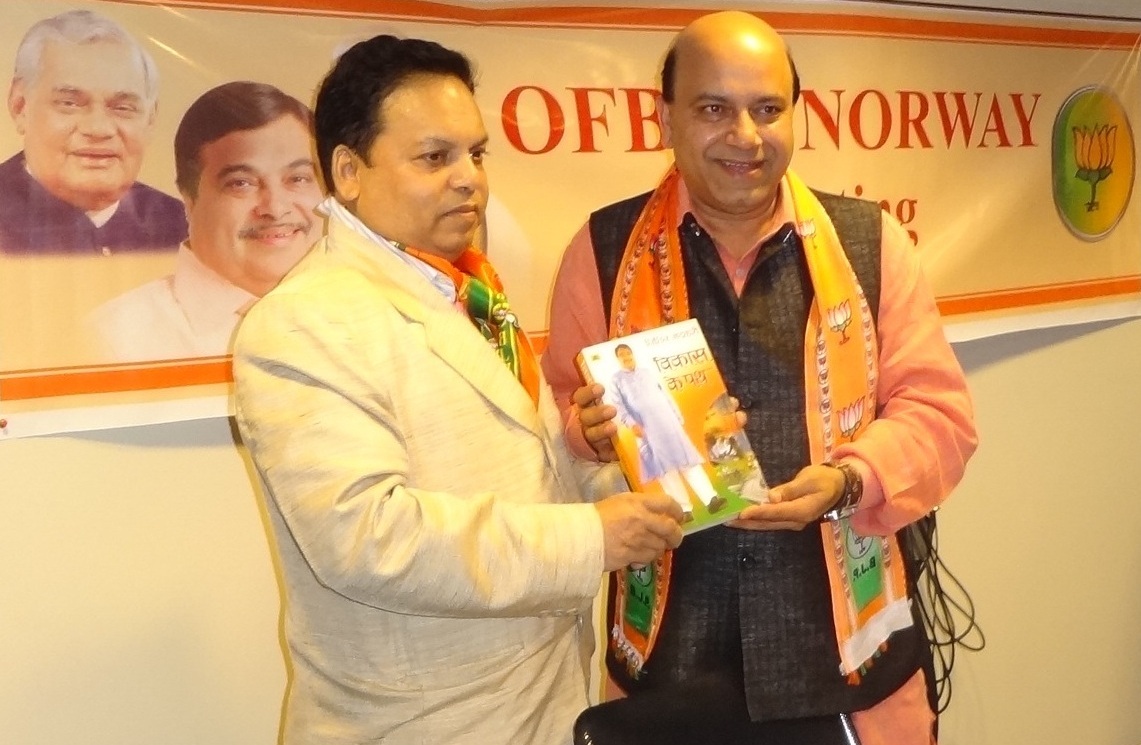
[837,214,979,536]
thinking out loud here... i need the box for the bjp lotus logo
[837,399,864,439]
[1073,124,1117,211]
[1052,86,1135,240]
[826,300,852,343]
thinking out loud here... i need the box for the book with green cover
[576,318,769,533]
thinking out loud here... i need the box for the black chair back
[572,677,861,745]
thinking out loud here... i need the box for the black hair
[313,35,476,189]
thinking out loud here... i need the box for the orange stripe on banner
[0,340,563,401]
[0,271,1133,404]
[937,276,1141,316]
[109,1,1140,47]
[0,360,232,401]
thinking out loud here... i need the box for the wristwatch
[822,461,863,522]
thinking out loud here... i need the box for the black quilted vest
[590,190,928,721]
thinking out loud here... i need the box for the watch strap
[822,461,863,521]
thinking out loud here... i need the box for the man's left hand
[727,464,845,531]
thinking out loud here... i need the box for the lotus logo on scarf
[826,300,853,342]
[1052,86,1135,240]
[838,399,865,440]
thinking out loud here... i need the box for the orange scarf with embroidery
[608,166,912,682]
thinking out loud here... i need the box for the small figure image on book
[576,319,769,532]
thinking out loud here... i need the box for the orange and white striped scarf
[609,166,912,681]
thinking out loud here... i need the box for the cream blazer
[234,215,606,744]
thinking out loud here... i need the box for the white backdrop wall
[2,1,1140,744]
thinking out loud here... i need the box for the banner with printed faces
[0,0,1137,437]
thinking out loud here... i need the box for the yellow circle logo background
[1052,86,1135,240]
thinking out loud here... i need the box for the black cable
[906,512,986,714]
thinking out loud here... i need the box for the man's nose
[449,154,482,193]
[726,111,762,148]
[255,183,292,217]
[77,105,117,137]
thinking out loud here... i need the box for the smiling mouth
[241,224,310,244]
[71,151,121,166]
[715,158,765,175]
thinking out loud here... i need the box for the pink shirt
[542,178,976,743]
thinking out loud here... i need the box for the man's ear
[8,81,28,135]
[179,190,195,223]
[330,144,360,203]
[658,97,674,149]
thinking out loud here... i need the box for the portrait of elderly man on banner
[0,9,186,256]
[0,8,327,372]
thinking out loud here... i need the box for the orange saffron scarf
[608,166,912,682]
[405,244,540,407]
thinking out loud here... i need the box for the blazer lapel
[321,218,543,437]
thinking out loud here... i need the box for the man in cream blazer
[233,35,683,744]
